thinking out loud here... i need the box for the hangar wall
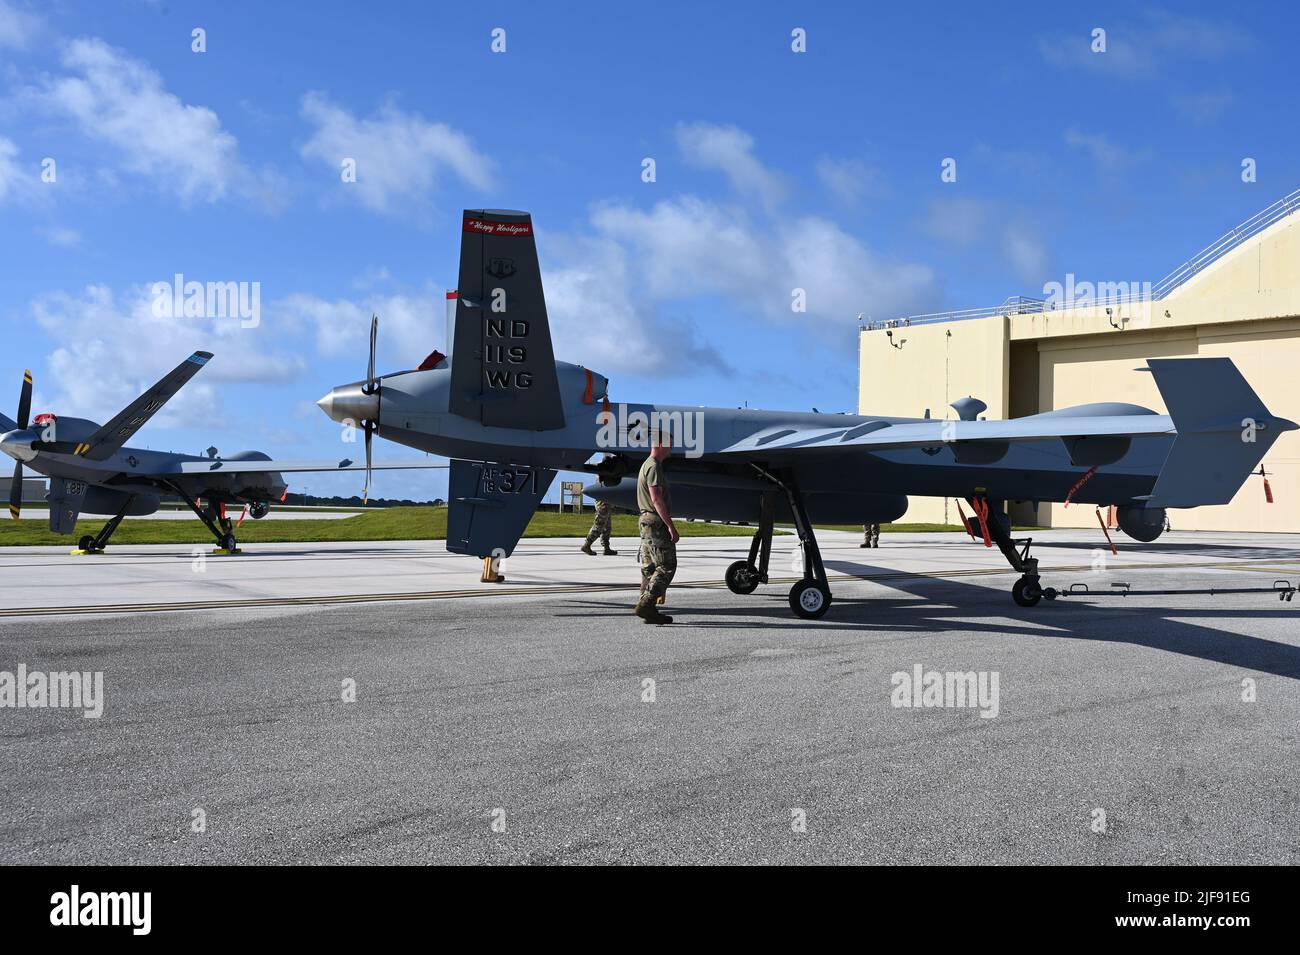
[858,199,1300,532]
[857,314,1010,525]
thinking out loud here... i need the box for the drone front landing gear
[966,496,1051,608]
[165,482,241,554]
[726,490,776,596]
[70,496,136,555]
[751,468,832,619]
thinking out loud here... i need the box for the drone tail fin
[447,210,566,431]
[1146,357,1297,507]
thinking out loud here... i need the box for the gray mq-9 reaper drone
[2,356,443,553]
[317,208,1295,619]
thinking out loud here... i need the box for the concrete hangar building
[858,188,1300,532]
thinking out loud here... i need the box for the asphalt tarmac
[2,530,1297,864]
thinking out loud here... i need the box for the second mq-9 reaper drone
[316,208,1296,619]
[2,354,445,553]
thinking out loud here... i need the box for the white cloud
[0,136,28,203]
[39,38,246,202]
[1064,127,1140,170]
[815,156,885,205]
[542,194,934,375]
[0,0,41,50]
[351,265,391,290]
[675,122,786,210]
[277,289,446,372]
[39,225,80,247]
[1174,90,1234,125]
[543,234,726,376]
[919,198,1052,286]
[30,285,305,428]
[1002,227,1050,285]
[919,197,990,245]
[531,125,939,372]
[588,196,771,302]
[1143,10,1252,59]
[781,216,934,324]
[299,92,494,218]
[1039,11,1250,76]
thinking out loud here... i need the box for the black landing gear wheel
[789,579,831,619]
[1012,576,1043,607]
[725,560,761,595]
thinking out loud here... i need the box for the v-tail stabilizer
[445,458,556,559]
[1145,357,1297,507]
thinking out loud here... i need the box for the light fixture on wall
[886,329,907,349]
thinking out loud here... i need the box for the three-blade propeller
[8,369,32,520]
[360,314,379,504]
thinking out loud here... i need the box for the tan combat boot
[634,594,673,625]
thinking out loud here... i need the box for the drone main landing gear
[967,496,1050,608]
[165,482,240,553]
[747,468,832,619]
[72,495,136,555]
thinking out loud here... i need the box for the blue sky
[1,0,1296,503]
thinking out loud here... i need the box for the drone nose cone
[316,383,379,425]
[0,429,36,462]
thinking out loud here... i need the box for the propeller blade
[360,315,380,502]
[17,369,32,429]
[365,314,378,394]
[363,424,373,505]
[8,460,22,521]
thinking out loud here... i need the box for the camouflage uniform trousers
[585,505,613,548]
[638,513,677,599]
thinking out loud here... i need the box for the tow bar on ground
[1043,580,1297,602]
[961,497,1298,608]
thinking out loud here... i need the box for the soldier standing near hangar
[580,499,618,555]
[634,435,678,625]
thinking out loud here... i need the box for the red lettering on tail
[463,218,533,237]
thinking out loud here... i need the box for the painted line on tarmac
[1,558,1295,618]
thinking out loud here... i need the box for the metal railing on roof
[861,296,1047,329]
[1150,187,1300,297]
[862,186,1300,331]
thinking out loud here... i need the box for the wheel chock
[480,556,505,583]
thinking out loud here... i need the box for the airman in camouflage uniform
[580,499,617,555]
[860,522,880,548]
[634,440,677,625]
